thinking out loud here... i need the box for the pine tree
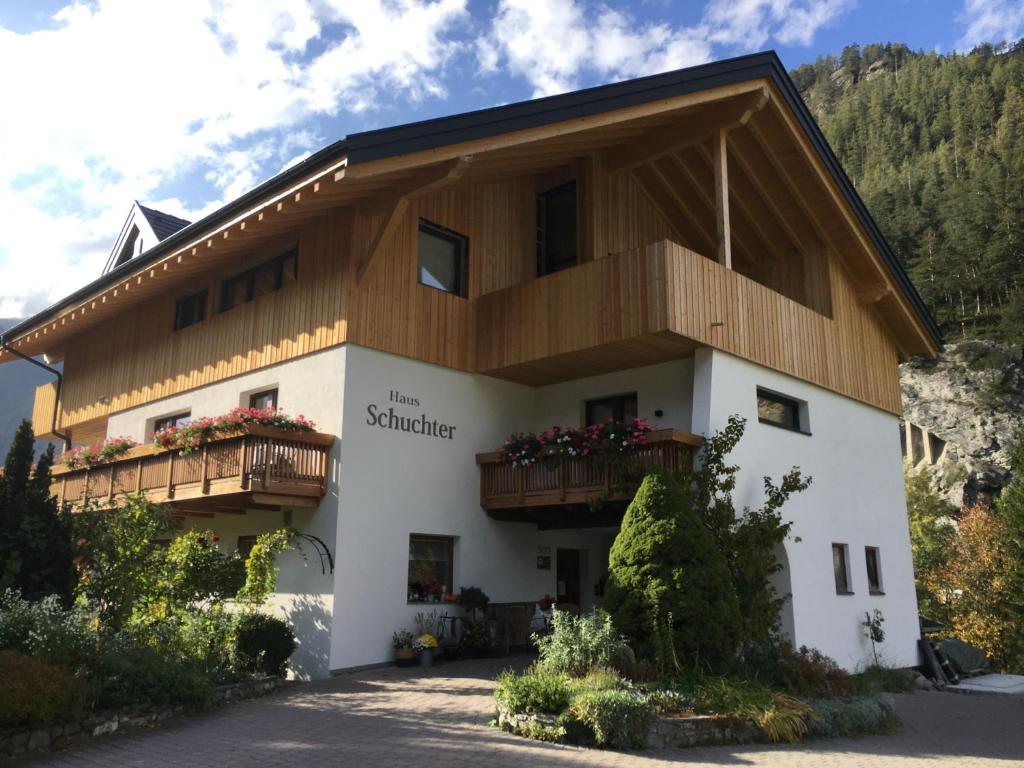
[604,469,741,673]
[994,439,1024,669]
[0,420,75,604]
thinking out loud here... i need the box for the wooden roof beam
[605,87,769,176]
[627,165,699,253]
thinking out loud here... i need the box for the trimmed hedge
[0,651,90,727]
[233,613,296,677]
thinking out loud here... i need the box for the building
[0,52,941,677]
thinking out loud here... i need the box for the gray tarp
[940,638,992,677]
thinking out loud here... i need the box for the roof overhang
[0,50,941,361]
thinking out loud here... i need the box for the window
[865,546,883,594]
[174,289,208,331]
[218,246,298,312]
[114,225,140,268]
[833,543,852,594]
[537,180,577,276]
[154,411,191,432]
[248,389,278,411]
[417,220,468,297]
[237,535,258,560]
[757,388,804,432]
[407,534,454,603]
[585,393,638,426]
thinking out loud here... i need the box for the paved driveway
[20,657,1024,767]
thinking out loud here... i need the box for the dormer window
[537,180,577,276]
[114,225,140,268]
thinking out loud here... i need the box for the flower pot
[418,648,434,667]
[395,647,416,667]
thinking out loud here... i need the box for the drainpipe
[0,334,71,450]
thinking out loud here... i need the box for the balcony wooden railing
[475,429,702,516]
[51,425,334,512]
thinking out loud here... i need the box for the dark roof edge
[1,140,348,343]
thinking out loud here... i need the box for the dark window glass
[219,246,298,312]
[154,412,191,433]
[237,535,258,560]
[537,180,577,276]
[408,534,454,603]
[833,544,851,594]
[248,389,278,411]
[865,547,883,593]
[757,388,802,431]
[418,220,468,297]
[174,289,208,331]
[584,393,638,426]
[115,225,139,267]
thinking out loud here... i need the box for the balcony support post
[135,459,143,493]
[713,127,733,270]
[166,452,175,499]
[200,445,210,494]
[263,439,272,490]
[239,438,250,490]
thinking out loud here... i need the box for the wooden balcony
[475,428,702,528]
[51,425,334,514]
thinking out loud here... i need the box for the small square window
[174,289,208,331]
[865,546,883,594]
[237,535,258,560]
[584,393,638,426]
[833,543,852,595]
[757,388,804,432]
[408,534,454,603]
[248,389,278,411]
[154,411,191,433]
[418,220,468,297]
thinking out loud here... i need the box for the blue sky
[0,0,1022,320]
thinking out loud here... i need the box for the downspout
[0,334,71,450]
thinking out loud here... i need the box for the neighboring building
[0,52,941,677]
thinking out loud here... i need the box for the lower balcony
[476,428,702,529]
[52,426,334,514]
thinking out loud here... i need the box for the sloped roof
[137,204,190,241]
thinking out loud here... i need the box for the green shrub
[123,606,241,682]
[694,677,814,743]
[568,689,653,749]
[803,695,899,739]
[777,644,852,698]
[88,645,214,710]
[534,609,629,678]
[852,665,917,694]
[604,470,741,673]
[233,612,297,677]
[571,666,630,694]
[645,687,695,716]
[0,650,90,726]
[0,589,97,672]
[494,666,572,715]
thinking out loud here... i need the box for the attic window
[115,225,140,268]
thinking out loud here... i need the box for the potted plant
[459,585,490,622]
[414,634,438,666]
[393,630,416,667]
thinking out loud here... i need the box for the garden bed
[0,676,285,759]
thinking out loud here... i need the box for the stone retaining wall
[0,677,284,759]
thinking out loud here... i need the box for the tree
[904,469,957,623]
[993,438,1024,668]
[604,469,741,673]
[0,420,75,604]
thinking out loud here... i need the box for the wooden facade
[10,77,937,441]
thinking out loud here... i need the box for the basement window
[417,219,468,298]
[174,289,208,331]
[219,246,298,312]
[537,180,577,276]
[833,543,853,595]
[757,388,807,434]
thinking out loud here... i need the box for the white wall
[692,348,920,670]
[103,347,347,679]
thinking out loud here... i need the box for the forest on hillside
[790,41,1024,343]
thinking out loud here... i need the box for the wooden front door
[556,548,581,607]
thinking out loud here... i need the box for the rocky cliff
[900,340,1024,507]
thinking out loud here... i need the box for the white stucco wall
[102,347,346,679]
[691,347,920,670]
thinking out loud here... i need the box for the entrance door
[556,548,581,609]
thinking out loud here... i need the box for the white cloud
[957,0,1024,50]
[477,0,853,98]
[0,0,469,317]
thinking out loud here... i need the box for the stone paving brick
[14,657,1024,767]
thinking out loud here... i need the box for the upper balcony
[475,428,702,528]
[51,425,334,514]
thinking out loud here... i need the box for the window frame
[248,388,279,411]
[173,288,209,332]
[416,219,469,298]
[584,392,638,426]
[865,546,884,595]
[218,245,299,313]
[407,533,455,604]
[832,543,853,595]
[757,387,808,434]
[153,411,191,433]
[536,179,578,277]
[237,535,258,560]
